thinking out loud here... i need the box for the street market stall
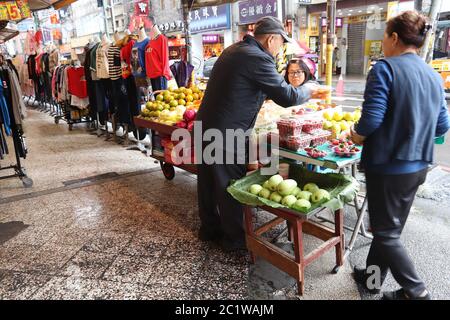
[228,165,359,295]
[132,82,375,295]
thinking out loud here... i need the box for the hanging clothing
[170,61,194,88]
[131,38,149,78]
[145,34,171,80]
[96,42,110,79]
[107,45,122,81]
[90,43,100,80]
[0,80,11,136]
[150,77,168,91]
[120,36,135,79]
[49,50,59,74]
[67,67,88,99]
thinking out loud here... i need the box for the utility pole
[326,0,336,103]
[420,0,442,62]
[182,0,192,63]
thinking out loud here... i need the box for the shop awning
[28,0,78,11]
[0,28,19,43]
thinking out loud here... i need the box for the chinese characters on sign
[239,0,278,25]
[188,4,231,34]
[0,0,31,21]
[202,35,219,43]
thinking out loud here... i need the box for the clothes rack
[0,61,33,188]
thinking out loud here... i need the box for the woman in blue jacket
[351,11,450,300]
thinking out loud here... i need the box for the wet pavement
[0,108,449,300]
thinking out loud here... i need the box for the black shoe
[382,289,431,300]
[219,237,247,253]
[198,227,223,243]
[353,266,381,294]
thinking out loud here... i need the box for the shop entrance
[346,22,366,75]
[202,34,224,59]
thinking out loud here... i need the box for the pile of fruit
[330,138,361,157]
[248,174,331,213]
[139,86,203,126]
[322,109,361,139]
[304,147,328,159]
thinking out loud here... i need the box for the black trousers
[111,78,131,125]
[365,168,428,297]
[197,162,247,245]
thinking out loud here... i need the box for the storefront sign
[365,40,382,56]
[0,0,31,21]
[135,0,150,17]
[387,1,399,20]
[202,34,219,43]
[188,4,231,34]
[239,0,278,25]
[346,12,387,24]
[321,17,343,28]
[309,14,320,37]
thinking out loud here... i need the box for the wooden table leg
[292,218,305,295]
[244,206,256,264]
[335,209,344,267]
[287,221,294,242]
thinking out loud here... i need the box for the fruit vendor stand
[272,141,373,267]
[228,164,359,295]
[133,117,196,180]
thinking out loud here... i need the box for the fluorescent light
[349,9,353,12]
[358,10,362,13]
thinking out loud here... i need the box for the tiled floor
[0,109,361,300]
[0,109,252,299]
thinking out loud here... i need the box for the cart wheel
[54,117,59,124]
[68,124,73,131]
[160,162,175,180]
[332,265,340,274]
[21,177,33,188]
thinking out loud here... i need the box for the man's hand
[350,126,365,145]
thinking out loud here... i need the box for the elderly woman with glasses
[284,58,316,88]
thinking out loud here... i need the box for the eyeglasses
[288,71,305,77]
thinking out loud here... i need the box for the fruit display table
[134,117,197,180]
[272,142,373,267]
[228,166,359,295]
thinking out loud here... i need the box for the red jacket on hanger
[67,67,87,98]
[121,39,135,79]
[145,34,171,80]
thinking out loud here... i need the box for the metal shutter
[347,22,366,75]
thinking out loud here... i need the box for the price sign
[0,0,32,20]
[0,5,9,20]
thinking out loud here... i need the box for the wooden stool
[244,206,344,295]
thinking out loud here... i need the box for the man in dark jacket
[196,17,323,251]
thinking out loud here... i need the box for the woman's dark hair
[284,58,315,85]
[386,11,431,48]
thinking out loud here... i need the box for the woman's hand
[350,126,366,145]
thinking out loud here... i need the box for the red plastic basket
[311,130,331,146]
[277,117,304,137]
[285,134,313,151]
[302,119,323,134]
